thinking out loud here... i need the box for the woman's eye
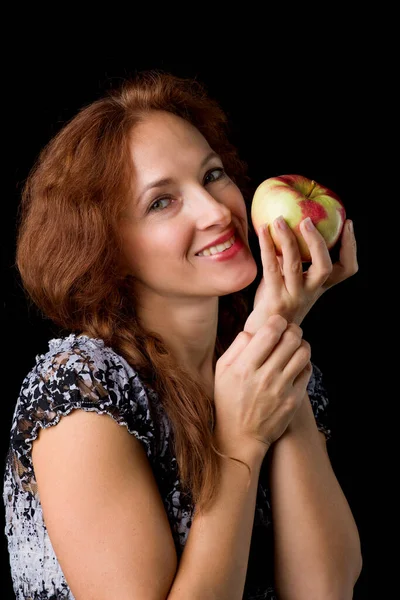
[149,196,172,212]
[148,168,226,213]
[204,167,226,185]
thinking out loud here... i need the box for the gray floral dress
[3,333,331,599]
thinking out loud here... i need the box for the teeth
[197,235,235,257]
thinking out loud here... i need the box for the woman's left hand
[243,216,358,335]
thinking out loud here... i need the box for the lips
[195,228,236,255]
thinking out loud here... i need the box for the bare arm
[33,408,266,600]
[168,447,264,600]
[268,393,363,600]
[32,409,179,600]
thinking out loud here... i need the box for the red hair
[16,70,257,514]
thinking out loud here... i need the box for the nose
[189,186,232,230]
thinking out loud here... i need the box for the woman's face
[119,110,258,300]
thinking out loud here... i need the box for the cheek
[121,227,188,270]
[224,185,248,224]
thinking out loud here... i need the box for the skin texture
[242,172,361,597]
[32,407,179,600]
[119,110,258,381]
[244,212,358,334]
[268,393,363,598]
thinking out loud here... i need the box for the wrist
[212,428,268,470]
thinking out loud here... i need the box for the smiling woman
[3,69,362,600]
[117,109,256,308]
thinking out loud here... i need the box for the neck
[134,292,219,381]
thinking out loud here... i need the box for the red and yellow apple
[251,174,346,262]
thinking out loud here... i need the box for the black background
[3,34,375,599]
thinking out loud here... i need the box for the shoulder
[11,333,157,458]
[29,333,145,409]
[40,333,134,388]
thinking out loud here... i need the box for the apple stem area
[307,180,317,197]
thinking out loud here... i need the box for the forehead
[129,110,212,167]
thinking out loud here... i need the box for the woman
[3,70,362,599]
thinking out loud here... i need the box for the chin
[225,256,258,295]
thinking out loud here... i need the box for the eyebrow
[135,150,222,205]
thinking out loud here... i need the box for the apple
[251,174,346,262]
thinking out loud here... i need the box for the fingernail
[348,220,354,234]
[274,216,288,230]
[259,224,267,235]
[304,217,315,231]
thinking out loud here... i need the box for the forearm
[268,393,362,600]
[168,453,263,600]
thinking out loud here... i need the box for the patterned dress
[3,333,331,599]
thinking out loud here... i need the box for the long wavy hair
[16,70,261,515]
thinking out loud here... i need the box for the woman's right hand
[213,314,312,464]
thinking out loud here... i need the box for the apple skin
[251,174,346,262]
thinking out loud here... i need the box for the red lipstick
[195,228,235,255]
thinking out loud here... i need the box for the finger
[299,217,333,293]
[258,223,285,289]
[218,329,253,369]
[273,216,303,295]
[243,315,289,370]
[277,255,284,275]
[262,323,304,373]
[324,219,359,287]
[292,360,313,394]
[282,340,312,383]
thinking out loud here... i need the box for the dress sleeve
[306,361,331,440]
[12,339,157,470]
